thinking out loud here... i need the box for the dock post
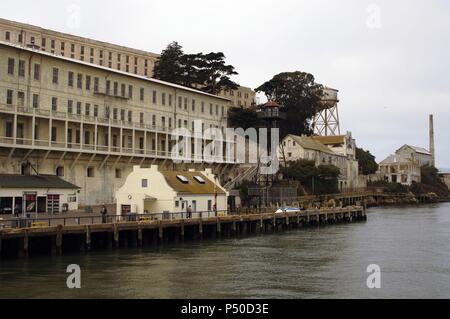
[159,226,164,242]
[273,216,277,232]
[114,224,119,248]
[217,219,221,237]
[297,215,300,227]
[0,236,2,256]
[232,221,237,235]
[20,231,29,257]
[138,227,143,247]
[180,222,185,241]
[56,225,63,255]
[86,226,91,251]
[173,227,180,243]
[242,221,247,234]
[152,229,158,246]
[199,221,203,239]
[260,216,264,233]
[285,215,289,229]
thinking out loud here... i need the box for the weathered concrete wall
[0,149,237,207]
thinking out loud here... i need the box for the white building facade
[0,174,79,215]
[312,132,360,190]
[116,165,228,217]
[395,145,433,167]
[278,134,351,190]
[0,41,237,207]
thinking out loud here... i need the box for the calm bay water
[1,203,450,299]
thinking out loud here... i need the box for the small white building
[116,165,228,217]
[0,174,80,215]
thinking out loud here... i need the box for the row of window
[55,165,121,179]
[5,58,226,117]
[4,30,152,75]
[224,89,250,99]
[6,58,41,80]
[4,89,226,133]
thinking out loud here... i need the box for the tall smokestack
[429,114,435,167]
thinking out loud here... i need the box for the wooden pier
[0,206,366,258]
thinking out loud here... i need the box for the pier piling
[0,206,366,258]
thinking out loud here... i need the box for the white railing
[1,103,234,141]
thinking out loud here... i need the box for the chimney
[429,114,435,167]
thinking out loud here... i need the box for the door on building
[192,200,197,213]
[37,196,47,213]
[14,196,22,214]
[228,196,236,213]
[47,194,60,215]
[17,123,24,144]
[67,129,72,148]
[24,193,37,215]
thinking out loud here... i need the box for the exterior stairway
[223,165,259,191]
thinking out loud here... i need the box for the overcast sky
[2,0,449,168]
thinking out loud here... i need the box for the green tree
[255,71,324,139]
[154,43,239,94]
[410,165,449,197]
[227,107,261,129]
[355,147,378,175]
[280,159,340,195]
[199,52,239,95]
[152,42,184,83]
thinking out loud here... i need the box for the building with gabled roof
[278,134,356,190]
[311,132,360,189]
[395,144,433,166]
[116,165,228,217]
[0,17,255,109]
[0,38,237,207]
[311,131,357,160]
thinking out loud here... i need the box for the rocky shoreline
[366,192,448,207]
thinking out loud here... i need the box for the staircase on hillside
[224,165,259,190]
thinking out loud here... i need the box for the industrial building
[0,17,256,107]
[379,154,422,185]
[395,145,433,167]
[0,40,238,207]
[379,115,436,186]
